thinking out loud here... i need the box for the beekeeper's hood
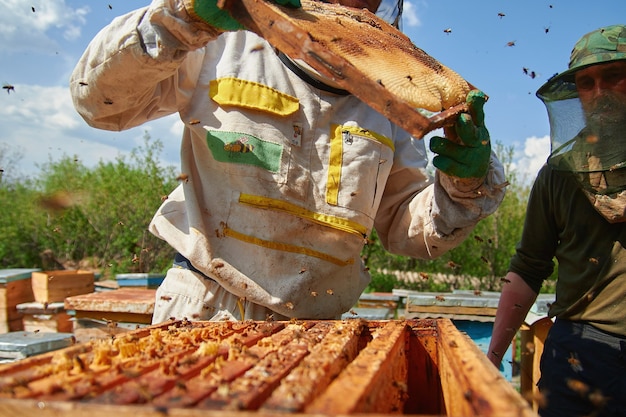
[536,24,626,223]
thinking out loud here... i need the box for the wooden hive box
[115,273,165,289]
[0,319,536,416]
[64,288,156,342]
[31,270,94,304]
[16,302,73,334]
[0,269,38,333]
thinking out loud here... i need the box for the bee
[567,352,583,372]
[506,41,516,47]
[588,257,599,265]
[103,98,114,105]
[285,301,295,310]
[447,261,459,269]
[443,28,452,34]
[131,254,139,263]
[37,191,79,212]
[418,272,429,280]
[566,378,589,395]
[523,390,547,409]
[497,12,505,18]
[435,295,446,302]
[176,173,189,182]
[189,118,200,125]
[480,256,490,264]
[474,235,484,243]
[250,44,265,52]
[223,137,254,154]
[544,26,550,34]
[311,291,318,297]
[326,289,334,295]
[3,84,15,94]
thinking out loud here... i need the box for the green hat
[537,24,626,101]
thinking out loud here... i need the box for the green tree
[0,132,178,277]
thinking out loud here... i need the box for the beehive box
[0,319,536,416]
[64,288,156,343]
[115,273,165,289]
[0,269,38,333]
[16,302,73,334]
[31,270,94,304]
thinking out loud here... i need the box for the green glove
[429,90,491,179]
[185,0,302,32]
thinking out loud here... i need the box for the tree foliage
[0,133,177,278]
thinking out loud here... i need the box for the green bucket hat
[537,24,626,101]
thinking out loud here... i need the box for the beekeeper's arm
[375,90,506,258]
[487,272,538,367]
[70,0,298,130]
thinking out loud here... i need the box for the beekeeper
[70,0,505,322]
[488,24,626,417]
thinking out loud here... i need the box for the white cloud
[0,83,181,179]
[512,135,550,184]
[0,0,89,53]
[402,0,421,28]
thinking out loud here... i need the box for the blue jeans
[538,319,626,417]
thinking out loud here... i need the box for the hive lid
[0,269,40,284]
[0,331,74,359]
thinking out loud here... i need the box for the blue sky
[1,0,624,184]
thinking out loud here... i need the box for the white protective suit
[70,0,506,322]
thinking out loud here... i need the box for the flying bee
[224,137,254,154]
[250,43,265,52]
[3,84,15,94]
[567,352,583,372]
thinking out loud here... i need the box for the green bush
[0,132,177,278]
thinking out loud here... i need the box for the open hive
[0,319,535,416]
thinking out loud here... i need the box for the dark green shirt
[510,164,626,335]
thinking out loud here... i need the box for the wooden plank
[437,319,536,417]
[260,320,365,412]
[407,305,498,317]
[74,310,153,325]
[305,320,408,414]
[0,398,442,417]
[65,288,155,314]
[520,317,552,412]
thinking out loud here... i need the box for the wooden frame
[0,319,536,416]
